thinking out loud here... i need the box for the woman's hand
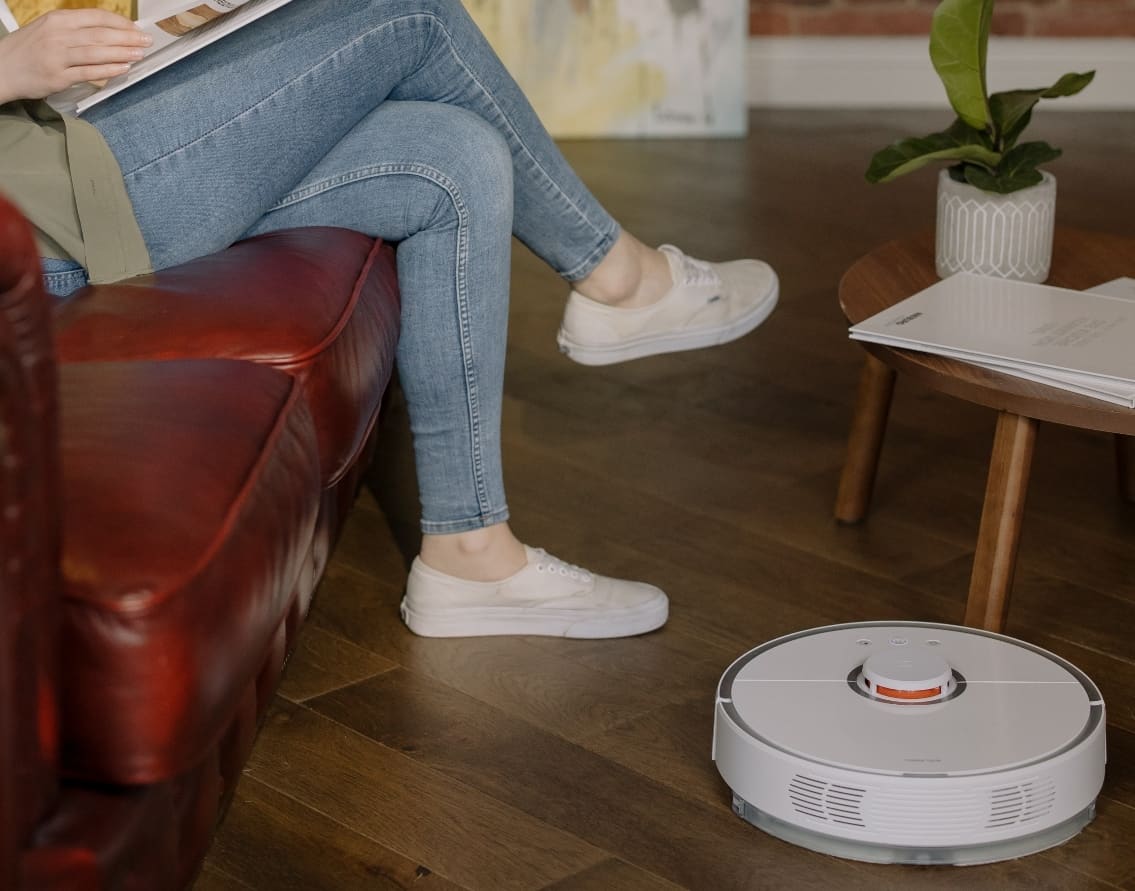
[0,9,152,105]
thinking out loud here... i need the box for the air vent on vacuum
[788,774,867,827]
[986,779,1057,828]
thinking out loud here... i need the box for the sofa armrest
[0,195,62,888]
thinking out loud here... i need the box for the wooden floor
[196,110,1135,890]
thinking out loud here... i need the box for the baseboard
[747,37,1135,109]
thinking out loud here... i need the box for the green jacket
[0,21,150,284]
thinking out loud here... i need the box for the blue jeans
[65,0,621,534]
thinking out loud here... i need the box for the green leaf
[865,122,1001,183]
[963,165,1042,193]
[990,71,1096,149]
[929,0,994,131]
[962,141,1061,193]
[1039,70,1096,98]
[1001,139,1062,173]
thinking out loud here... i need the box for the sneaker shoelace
[532,549,593,584]
[661,245,719,288]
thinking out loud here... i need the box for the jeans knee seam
[265,161,456,210]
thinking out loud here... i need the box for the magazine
[848,273,1135,408]
[956,279,1135,406]
[0,0,294,115]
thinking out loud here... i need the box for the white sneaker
[556,245,779,366]
[400,546,668,638]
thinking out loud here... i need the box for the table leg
[835,354,897,524]
[1116,435,1135,504]
[964,412,1038,632]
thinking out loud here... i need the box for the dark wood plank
[202,776,466,890]
[1040,797,1135,889]
[543,860,684,890]
[306,668,887,890]
[498,391,973,583]
[277,624,397,703]
[192,865,253,891]
[307,668,1118,890]
[244,700,607,891]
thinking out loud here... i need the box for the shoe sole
[556,280,779,367]
[399,597,669,639]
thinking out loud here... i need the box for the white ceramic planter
[935,169,1057,283]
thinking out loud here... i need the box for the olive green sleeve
[61,110,152,283]
[0,99,151,283]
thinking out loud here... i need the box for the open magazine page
[849,273,1135,385]
[961,278,1135,407]
[138,0,254,52]
[45,0,293,115]
[0,4,19,33]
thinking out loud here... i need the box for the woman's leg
[326,0,777,356]
[87,0,770,341]
[83,0,558,270]
[242,100,523,574]
[85,0,668,303]
[239,99,666,637]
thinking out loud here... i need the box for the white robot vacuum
[712,622,1106,865]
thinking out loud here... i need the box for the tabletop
[839,228,1135,435]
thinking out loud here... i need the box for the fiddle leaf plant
[866,0,1094,194]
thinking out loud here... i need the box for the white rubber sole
[399,596,669,639]
[556,279,779,367]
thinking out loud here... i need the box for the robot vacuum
[712,622,1106,865]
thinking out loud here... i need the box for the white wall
[748,37,1135,109]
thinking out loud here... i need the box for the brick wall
[749,0,1135,37]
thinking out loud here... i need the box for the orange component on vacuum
[873,683,942,700]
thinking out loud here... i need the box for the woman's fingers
[75,24,152,50]
[38,10,152,88]
[0,8,151,100]
[36,13,153,58]
[37,8,139,32]
[66,63,134,84]
[65,42,146,67]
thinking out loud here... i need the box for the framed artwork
[464,0,747,137]
[5,0,132,26]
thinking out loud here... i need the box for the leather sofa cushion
[57,358,321,785]
[53,228,401,487]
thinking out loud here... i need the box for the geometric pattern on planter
[935,171,1056,284]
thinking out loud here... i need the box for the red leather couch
[0,193,402,889]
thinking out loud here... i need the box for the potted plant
[865,0,1094,282]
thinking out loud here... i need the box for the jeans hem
[421,506,510,535]
[559,222,621,282]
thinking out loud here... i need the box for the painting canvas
[5,0,132,26]
[463,0,746,137]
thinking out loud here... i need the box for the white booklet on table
[848,273,1135,408]
[0,0,294,116]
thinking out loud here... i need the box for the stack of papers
[849,274,1135,408]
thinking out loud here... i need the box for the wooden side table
[836,228,1135,632]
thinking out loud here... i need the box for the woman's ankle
[419,522,528,581]
[573,232,672,308]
